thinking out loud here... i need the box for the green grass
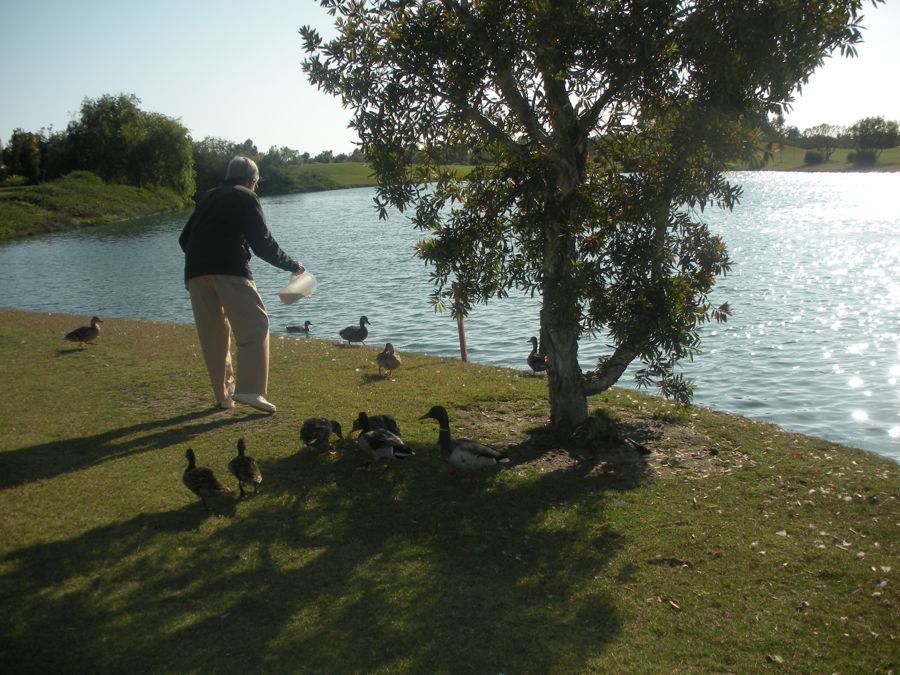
[738,144,900,172]
[0,171,189,242]
[0,309,897,672]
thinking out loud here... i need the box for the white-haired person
[179,156,304,413]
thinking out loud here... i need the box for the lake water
[1,172,898,461]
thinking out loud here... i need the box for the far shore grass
[1,146,898,244]
[0,309,896,672]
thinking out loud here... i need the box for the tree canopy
[303,0,878,430]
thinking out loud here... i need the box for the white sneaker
[233,393,276,413]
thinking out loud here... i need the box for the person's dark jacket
[179,182,300,282]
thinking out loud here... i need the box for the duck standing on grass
[286,320,313,334]
[65,316,103,348]
[354,411,414,463]
[376,342,402,377]
[228,438,262,497]
[300,417,344,452]
[350,413,401,438]
[527,336,548,375]
[339,315,371,345]
[420,405,509,475]
[182,448,231,513]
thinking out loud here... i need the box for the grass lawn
[0,309,896,672]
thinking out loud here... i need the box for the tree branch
[582,344,638,396]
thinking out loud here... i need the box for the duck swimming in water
[286,320,313,334]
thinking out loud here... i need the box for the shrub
[850,148,877,167]
[804,150,825,165]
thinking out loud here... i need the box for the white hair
[225,156,259,184]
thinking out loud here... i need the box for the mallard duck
[300,417,344,451]
[527,336,548,374]
[339,315,371,345]
[228,438,262,497]
[286,320,313,334]
[354,411,414,462]
[350,413,401,437]
[574,414,652,458]
[65,316,103,347]
[419,405,509,471]
[420,405,509,473]
[182,448,231,513]
[376,342,402,377]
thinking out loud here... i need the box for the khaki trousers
[187,275,270,402]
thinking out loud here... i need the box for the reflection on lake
[1,172,898,460]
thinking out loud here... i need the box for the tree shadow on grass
[0,440,642,672]
[0,409,251,490]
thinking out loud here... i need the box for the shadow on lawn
[1,432,640,672]
[0,409,250,489]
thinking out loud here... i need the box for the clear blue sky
[1,0,898,155]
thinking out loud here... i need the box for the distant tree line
[0,93,371,201]
[3,93,898,200]
[767,115,900,166]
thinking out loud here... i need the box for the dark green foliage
[1,129,42,183]
[61,94,195,199]
[804,150,826,165]
[848,115,899,156]
[849,148,878,166]
[302,0,873,428]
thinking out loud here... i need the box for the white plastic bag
[279,270,317,304]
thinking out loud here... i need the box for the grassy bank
[0,171,189,241]
[739,144,900,172]
[0,309,896,672]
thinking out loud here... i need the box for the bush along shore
[0,171,190,241]
[0,309,896,672]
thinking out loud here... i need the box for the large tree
[303,0,877,431]
[66,93,194,199]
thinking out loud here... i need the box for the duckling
[228,438,262,497]
[420,405,509,474]
[339,315,371,345]
[350,413,401,437]
[182,448,231,513]
[527,336,548,374]
[354,411,414,462]
[65,316,103,347]
[286,320,313,334]
[300,417,344,452]
[376,342,402,377]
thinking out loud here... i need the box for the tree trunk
[541,211,587,432]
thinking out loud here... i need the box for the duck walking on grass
[527,336,548,375]
[376,342,402,377]
[354,411,414,463]
[300,418,344,452]
[183,448,230,513]
[420,405,509,474]
[286,320,313,334]
[339,315,371,345]
[228,438,262,497]
[65,316,103,348]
